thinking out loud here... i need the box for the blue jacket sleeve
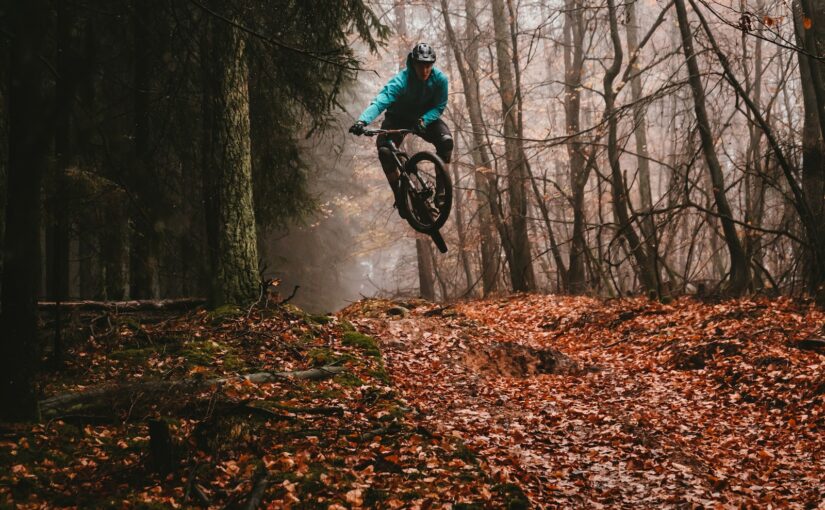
[358,71,406,125]
[421,75,448,127]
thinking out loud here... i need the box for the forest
[1,0,824,507]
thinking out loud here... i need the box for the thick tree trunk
[440,0,500,295]
[675,0,750,295]
[491,0,536,292]
[0,0,49,421]
[796,0,825,300]
[47,0,77,366]
[201,14,260,307]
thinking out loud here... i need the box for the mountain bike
[362,128,452,253]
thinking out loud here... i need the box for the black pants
[376,115,453,183]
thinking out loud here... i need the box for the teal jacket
[358,54,449,127]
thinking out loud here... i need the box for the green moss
[221,354,246,371]
[339,321,356,333]
[367,363,391,384]
[306,348,353,367]
[334,373,364,387]
[117,317,143,331]
[493,483,529,510]
[110,346,158,362]
[179,340,220,360]
[342,331,380,358]
[308,314,334,325]
[109,338,245,371]
[208,304,242,324]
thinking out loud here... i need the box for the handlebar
[362,128,414,137]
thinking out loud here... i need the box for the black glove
[414,118,426,135]
[349,120,367,135]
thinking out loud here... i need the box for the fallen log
[38,298,207,312]
[39,365,346,415]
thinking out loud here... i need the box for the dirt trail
[343,295,825,508]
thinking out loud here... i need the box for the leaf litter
[342,295,825,508]
[1,295,823,508]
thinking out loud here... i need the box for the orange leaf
[803,16,813,30]
[763,16,774,27]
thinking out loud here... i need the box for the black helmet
[411,43,436,63]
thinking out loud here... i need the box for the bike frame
[358,127,450,252]
[364,128,414,174]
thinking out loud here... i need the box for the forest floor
[1,294,824,508]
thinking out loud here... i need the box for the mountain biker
[349,42,452,216]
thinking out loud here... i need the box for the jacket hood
[406,53,422,82]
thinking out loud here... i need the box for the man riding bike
[349,42,452,217]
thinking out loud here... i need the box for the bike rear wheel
[399,151,452,234]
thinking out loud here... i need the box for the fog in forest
[4,0,825,313]
[262,36,435,313]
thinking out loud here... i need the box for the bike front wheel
[399,151,452,234]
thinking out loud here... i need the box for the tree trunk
[101,199,128,301]
[563,0,589,294]
[440,0,500,295]
[50,1,74,304]
[675,0,750,295]
[395,0,438,296]
[624,0,660,287]
[491,0,536,292]
[451,136,475,294]
[691,0,824,299]
[741,0,767,288]
[796,0,825,300]
[130,0,160,299]
[0,0,49,421]
[416,238,436,300]
[201,13,260,307]
[605,0,659,296]
[430,241,450,300]
[47,0,77,366]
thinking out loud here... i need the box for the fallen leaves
[1,302,512,508]
[3,295,823,507]
[346,295,825,507]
